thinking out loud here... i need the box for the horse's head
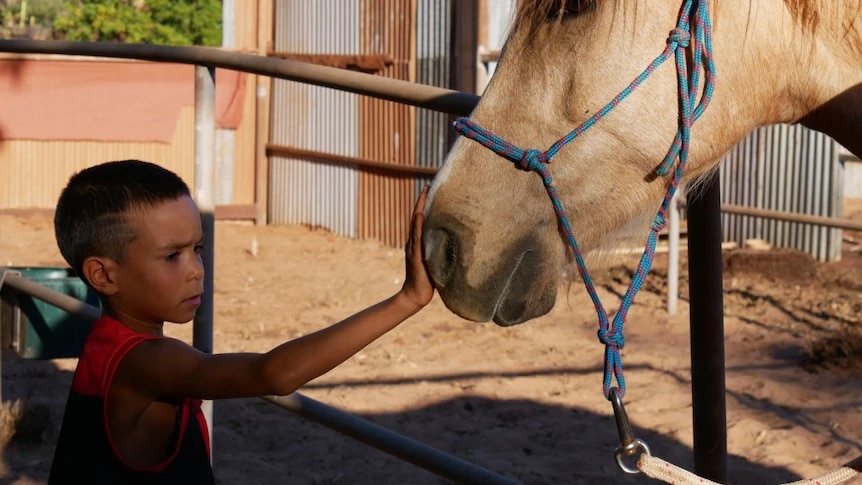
[423,0,860,326]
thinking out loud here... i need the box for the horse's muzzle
[424,215,557,325]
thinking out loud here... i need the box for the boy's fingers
[408,185,430,253]
[414,193,428,229]
[414,185,430,214]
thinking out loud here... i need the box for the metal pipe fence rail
[720,204,862,231]
[0,269,519,485]
[0,40,480,117]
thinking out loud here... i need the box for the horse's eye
[548,0,594,20]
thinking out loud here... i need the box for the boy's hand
[400,185,434,309]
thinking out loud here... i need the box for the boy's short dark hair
[54,160,192,279]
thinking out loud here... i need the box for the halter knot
[668,28,690,47]
[597,328,625,349]
[651,213,667,232]
[518,149,546,172]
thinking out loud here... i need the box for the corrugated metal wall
[269,0,452,247]
[842,147,862,199]
[415,0,453,194]
[719,124,844,261]
[358,0,417,246]
[269,0,361,237]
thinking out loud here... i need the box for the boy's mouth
[185,294,203,306]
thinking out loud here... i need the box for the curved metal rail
[0,39,479,117]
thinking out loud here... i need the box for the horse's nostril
[424,228,458,289]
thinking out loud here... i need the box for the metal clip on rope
[610,387,651,475]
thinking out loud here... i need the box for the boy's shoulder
[85,316,159,357]
[73,316,160,398]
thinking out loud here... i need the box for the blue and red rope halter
[453,0,715,400]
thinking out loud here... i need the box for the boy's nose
[189,256,205,281]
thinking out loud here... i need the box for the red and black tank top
[48,316,215,484]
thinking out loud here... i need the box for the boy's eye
[194,245,205,254]
[165,252,180,261]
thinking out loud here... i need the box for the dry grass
[0,399,52,447]
[805,325,862,371]
[0,400,24,446]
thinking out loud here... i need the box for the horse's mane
[783,0,820,31]
[512,0,823,34]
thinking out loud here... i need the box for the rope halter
[453,0,715,400]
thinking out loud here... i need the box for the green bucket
[1,267,101,360]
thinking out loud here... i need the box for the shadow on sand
[1,354,804,485]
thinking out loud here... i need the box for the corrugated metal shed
[415,0,452,189]
[269,0,361,237]
[841,147,862,199]
[719,124,844,261]
[268,0,452,247]
[357,0,417,247]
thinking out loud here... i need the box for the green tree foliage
[1,0,65,28]
[53,0,222,46]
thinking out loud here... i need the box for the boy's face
[108,195,205,331]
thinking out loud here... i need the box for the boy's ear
[81,257,119,296]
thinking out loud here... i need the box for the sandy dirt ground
[0,201,860,485]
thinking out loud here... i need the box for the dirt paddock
[0,202,860,484]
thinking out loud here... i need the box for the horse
[423,0,862,327]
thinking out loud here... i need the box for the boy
[47,159,434,483]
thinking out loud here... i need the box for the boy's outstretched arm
[119,186,435,401]
[253,184,435,394]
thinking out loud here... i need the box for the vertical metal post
[254,81,269,226]
[194,65,216,457]
[448,0,478,148]
[686,173,728,483]
[476,0,489,92]
[222,0,235,49]
[216,0,236,206]
[254,0,273,226]
[451,0,478,94]
[668,191,681,314]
